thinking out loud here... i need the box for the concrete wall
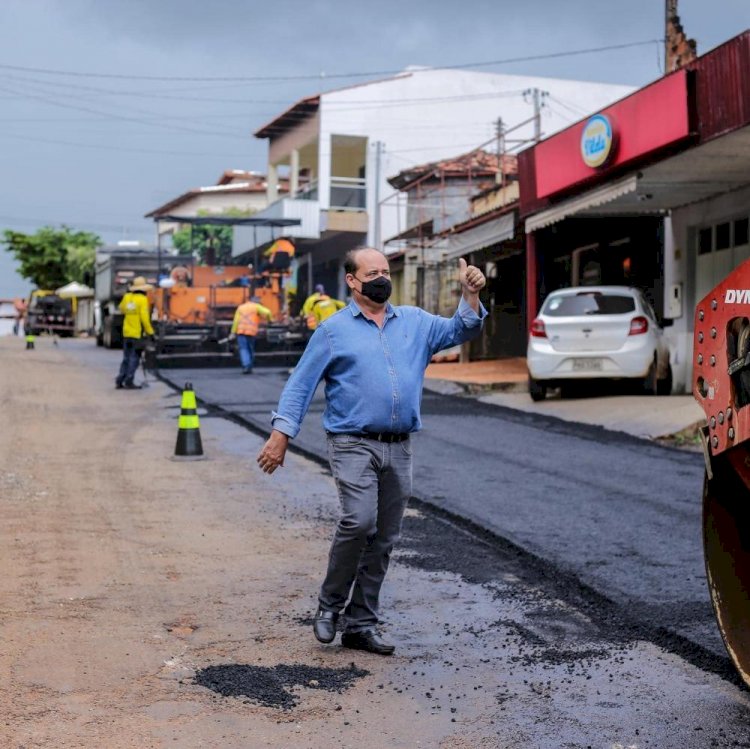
[667,183,750,392]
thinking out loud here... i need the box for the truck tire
[103,317,113,348]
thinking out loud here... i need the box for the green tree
[2,226,101,289]
[171,208,253,265]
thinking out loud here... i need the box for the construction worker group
[112,265,347,381]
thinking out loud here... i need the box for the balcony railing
[294,179,319,201]
[330,177,366,211]
[292,176,366,210]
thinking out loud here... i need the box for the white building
[236,67,633,298]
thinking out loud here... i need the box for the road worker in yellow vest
[231,296,272,374]
[301,284,346,331]
[115,276,154,389]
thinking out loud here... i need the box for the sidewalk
[425,357,528,394]
[425,357,706,443]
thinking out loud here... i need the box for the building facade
[519,31,750,393]
[237,68,633,304]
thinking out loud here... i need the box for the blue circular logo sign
[581,114,615,169]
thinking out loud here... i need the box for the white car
[527,286,672,401]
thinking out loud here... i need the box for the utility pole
[495,117,505,190]
[372,141,384,249]
[523,88,548,143]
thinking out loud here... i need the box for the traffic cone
[172,382,205,460]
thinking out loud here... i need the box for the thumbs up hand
[458,257,486,295]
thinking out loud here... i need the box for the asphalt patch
[194,663,369,709]
[398,501,742,686]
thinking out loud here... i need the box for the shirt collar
[348,300,399,318]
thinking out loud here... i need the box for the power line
[0,71,530,109]
[0,82,250,140]
[0,213,148,233]
[0,40,663,82]
[0,131,249,158]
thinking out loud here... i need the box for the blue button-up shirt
[271,297,486,438]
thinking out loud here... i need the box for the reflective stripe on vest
[237,303,261,336]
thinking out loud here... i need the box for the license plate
[572,358,603,371]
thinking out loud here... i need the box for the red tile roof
[388,149,518,191]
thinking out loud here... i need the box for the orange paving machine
[148,214,305,368]
[148,263,307,368]
[694,257,750,687]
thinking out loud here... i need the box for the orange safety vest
[235,302,263,336]
[264,238,295,262]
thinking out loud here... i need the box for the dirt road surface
[2,337,749,749]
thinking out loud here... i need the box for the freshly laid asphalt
[156,365,722,672]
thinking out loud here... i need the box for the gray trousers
[320,433,413,632]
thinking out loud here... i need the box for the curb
[424,378,528,396]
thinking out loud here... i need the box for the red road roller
[695,259,750,686]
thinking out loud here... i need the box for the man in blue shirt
[257,247,486,655]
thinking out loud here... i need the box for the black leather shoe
[123,382,142,390]
[313,608,339,643]
[341,630,395,655]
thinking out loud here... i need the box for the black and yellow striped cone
[173,382,205,460]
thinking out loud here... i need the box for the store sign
[580,114,616,169]
[532,70,689,200]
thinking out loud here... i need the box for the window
[735,218,749,247]
[716,222,731,250]
[698,227,713,255]
[543,292,636,317]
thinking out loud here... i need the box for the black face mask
[355,275,392,304]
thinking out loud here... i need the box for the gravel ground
[2,337,750,748]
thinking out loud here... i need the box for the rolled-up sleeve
[271,327,333,438]
[425,297,487,355]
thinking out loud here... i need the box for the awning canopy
[525,124,750,233]
[525,175,638,234]
[56,282,94,298]
[442,212,516,260]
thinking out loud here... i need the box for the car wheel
[657,362,673,396]
[528,375,547,402]
[642,356,658,395]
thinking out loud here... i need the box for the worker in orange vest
[262,237,295,274]
[231,296,272,374]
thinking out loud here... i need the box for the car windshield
[543,292,636,316]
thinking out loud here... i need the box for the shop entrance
[536,216,664,319]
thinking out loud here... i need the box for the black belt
[359,431,409,443]
[331,431,409,443]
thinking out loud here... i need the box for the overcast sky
[0,0,748,296]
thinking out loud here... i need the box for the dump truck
[694,257,750,687]
[94,245,159,348]
[25,290,75,336]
